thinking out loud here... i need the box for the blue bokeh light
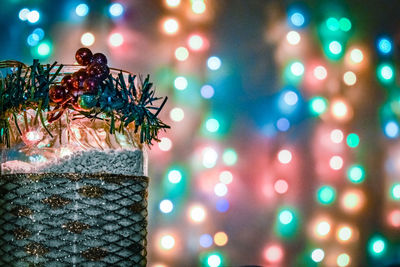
[199,234,213,248]
[109,3,124,17]
[277,118,290,132]
[377,37,393,55]
[207,56,222,70]
[384,121,399,138]
[216,199,229,213]
[76,3,89,17]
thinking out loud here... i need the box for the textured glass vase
[0,65,149,266]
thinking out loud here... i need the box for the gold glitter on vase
[82,247,108,261]
[62,221,90,234]
[11,205,33,217]
[42,195,71,209]
[13,228,31,240]
[25,242,49,256]
[78,186,105,198]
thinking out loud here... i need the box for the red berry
[83,77,99,94]
[75,47,93,66]
[71,69,88,89]
[61,75,74,89]
[86,63,110,81]
[92,53,108,65]
[49,85,68,103]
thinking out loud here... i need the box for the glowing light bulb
[330,129,344,143]
[202,147,218,168]
[163,18,179,35]
[207,254,222,267]
[175,46,189,61]
[313,66,328,80]
[316,221,331,237]
[219,171,233,184]
[76,3,89,17]
[279,210,293,224]
[311,248,325,263]
[206,118,220,133]
[317,185,336,205]
[19,8,30,21]
[346,133,360,148]
[337,253,351,267]
[278,149,292,164]
[158,137,172,151]
[159,199,174,213]
[188,34,204,51]
[264,244,284,263]
[388,210,400,227]
[329,41,342,55]
[37,43,50,57]
[290,61,304,76]
[384,121,399,138]
[81,32,95,46]
[283,91,298,106]
[170,107,184,122]
[201,85,214,99]
[343,71,357,86]
[331,99,349,120]
[222,148,238,166]
[27,10,40,23]
[329,155,343,170]
[214,232,228,246]
[289,12,305,27]
[168,170,182,184]
[369,236,387,257]
[192,0,206,14]
[350,49,363,63]
[165,0,181,8]
[200,234,213,248]
[377,37,392,54]
[347,165,365,183]
[377,63,395,83]
[160,235,175,250]
[310,96,328,115]
[109,33,124,47]
[174,76,188,90]
[207,56,222,70]
[274,179,289,194]
[109,3,124,17]
[189,205,206,223]
[286,31,301,45]
[341,189,364,213]
[214,183,228,197]
[337,226,353,242]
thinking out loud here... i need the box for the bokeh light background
[2,0,400,266]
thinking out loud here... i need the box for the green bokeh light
[222,148,238,166]
[316,185,336,205]
[377,63,395,84]
[32,40,52,58]
[275,207,299,239]
[199,251,226,267]
[326,17,340,31]
[390,183,400,200]
[283,61,304,85]
[368,236,387,257]
[347,165,365,183]
[346,133,360,148]
[310,96,328,116]
[206,118,220,133]
[339,17,352,31]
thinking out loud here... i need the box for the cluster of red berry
[48,48,110,113]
